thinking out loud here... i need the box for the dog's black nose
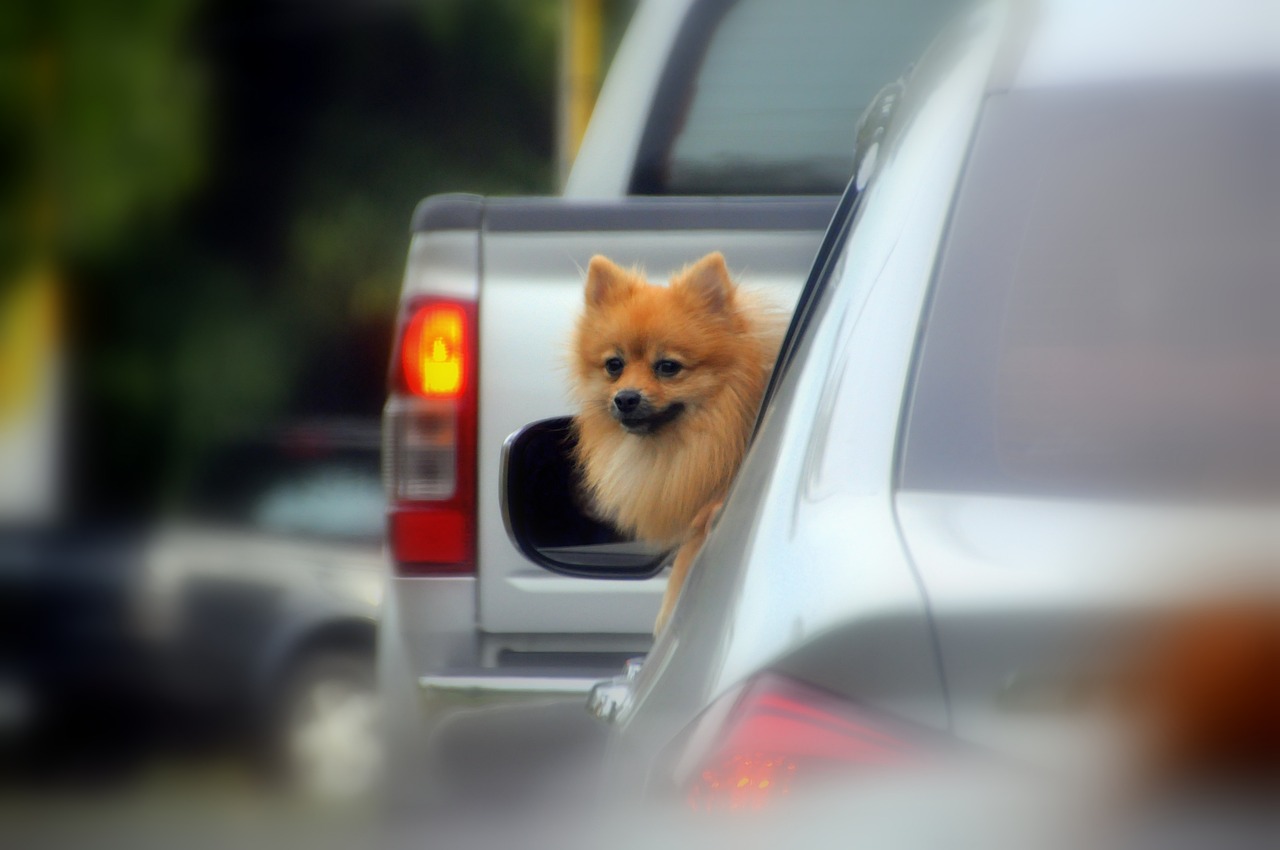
[613,390,642,414]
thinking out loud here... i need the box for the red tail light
[385,298,478,575]
[679,675,914,812]
[401,303,467,399]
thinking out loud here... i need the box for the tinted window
[902,86,1280,497]
[633,0,953,195]
[185,435,383,541]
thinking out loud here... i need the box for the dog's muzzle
[611,390,685,435]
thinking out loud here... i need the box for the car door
[895,84,1280,769]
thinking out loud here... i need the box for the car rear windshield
[901,84,1280,498]
[632,0,954,196]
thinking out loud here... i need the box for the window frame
[629,0,737,195]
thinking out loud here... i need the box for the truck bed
[400,194,837,638]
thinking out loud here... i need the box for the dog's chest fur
[581,408,749,548]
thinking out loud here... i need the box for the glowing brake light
[679,675,915,812]
[386,297,478,574]
[402,303,466,398]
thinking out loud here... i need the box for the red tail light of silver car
[673,674,918,811]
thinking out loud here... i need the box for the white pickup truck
[378,0,951,788]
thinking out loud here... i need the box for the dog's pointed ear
[679,252,734,314]
[585,255,634,308]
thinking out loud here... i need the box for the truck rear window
[632,0,954,196]
[901,84,1280,498]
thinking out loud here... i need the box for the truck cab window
[631,0,952,196]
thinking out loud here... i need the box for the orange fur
[1133,595,1280,788]
[655,500,723,634]
[568,253,784,630]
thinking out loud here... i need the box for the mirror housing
[501,417,668,579]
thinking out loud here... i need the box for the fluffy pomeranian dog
[569,252,785,631]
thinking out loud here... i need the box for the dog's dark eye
[604,357,624,377]
[654,359,683,378]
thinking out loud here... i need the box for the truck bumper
[377,574,478,804]
[378,572,647,811]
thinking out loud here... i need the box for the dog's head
[571,252,745,437]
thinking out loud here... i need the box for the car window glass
[902,85,1280,496]
[251,463,384,541]
[639,0,953,195]
[184,443,384,541]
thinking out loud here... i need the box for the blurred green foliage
[0,0,203,291]
[1,0,577,516]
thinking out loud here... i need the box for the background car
[136,419,384,799]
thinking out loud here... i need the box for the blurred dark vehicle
[0,524,147,776]
[1,420,383,800]
[135,419,384,799]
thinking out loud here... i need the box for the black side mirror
[501,417,668,579]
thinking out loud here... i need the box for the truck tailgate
[477,198,834,633]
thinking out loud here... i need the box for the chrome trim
[498,422,532,551]
[587,676,632,723]
[585,655,645,723]
[623,656,644,681]
[417,672,606,764]
[419,673,598,701]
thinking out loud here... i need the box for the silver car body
[613,0,1280,785]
